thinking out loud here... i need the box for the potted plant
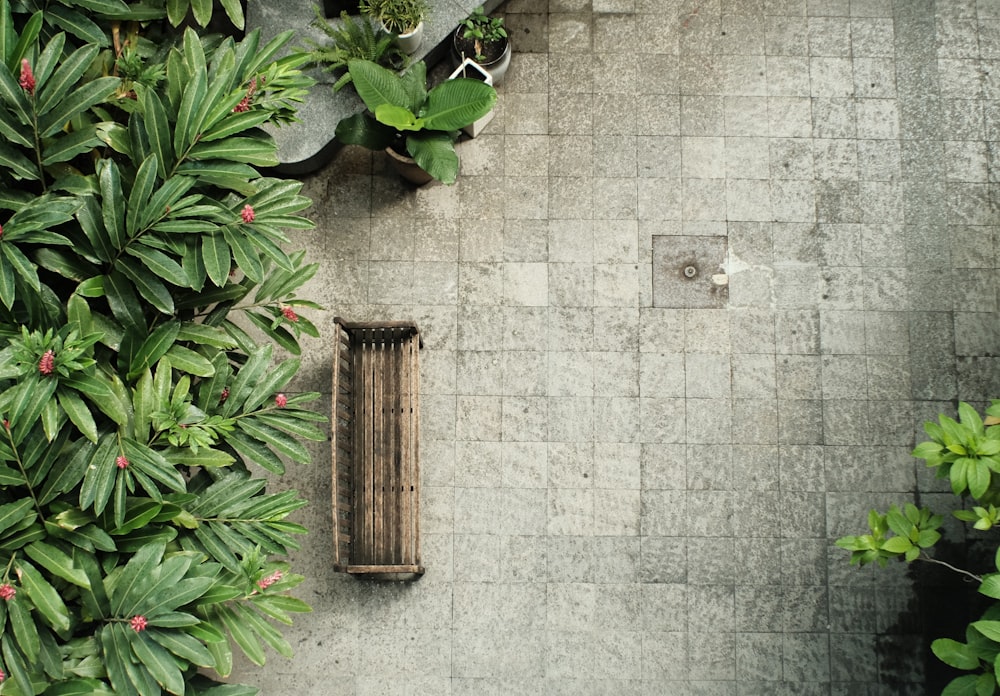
[453,5,511,85]
[302,6,409,92]
[335,59,498,185]
[360,0,428,54]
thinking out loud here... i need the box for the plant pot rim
[384,18,423,37]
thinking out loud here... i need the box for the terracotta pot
[384,146,433,186]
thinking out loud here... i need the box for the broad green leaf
[407,132,459,184]
[17,560,71,632]
[225,429,284,473]
[39,77,119,138]
[974,619,1000,642]
[41,124,104,165]
[109,499,162,536]
[8,11,42,73]
[256,412,327,441]
[128,320,180,379]
[109,541,165,615]
[78,434,117,513]
[191,0,212,26]
[2,631,33,696]
[237,417,310,463]
[3,242,40,291]
[46,6,107,46]
[201,109,270,142]
[222,344,272,416]
[0,59,32,124]
[147,628,214,667]
[189,137,279,167]
[970,460,991,498]
[0,498,34,536]
[162,446,234,468]
[177,321,236,348]
[217,604,265,665]
[36,43,101,115]
[126,154,159,236]
[941,674,980,696]
[117,257,174,314]
[99,159,126,250]
[7,595,40,661]
[202,231,230,287]
[223,225,263,282]
[130,630,185,695]
[881,536,913,554]
[220,0,245,29]
[24,540,90,589]
[165,344,215,376]
[348,59,410,112]
[0,140,38,180]
[139,86,172,177]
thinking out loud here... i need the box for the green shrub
[0,1,323,693]
[837,401,1000,694]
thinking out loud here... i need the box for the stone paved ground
[231,0,1000,693]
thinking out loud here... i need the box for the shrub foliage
[0,1,322,693]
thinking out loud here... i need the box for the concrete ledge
[247,0,505,174]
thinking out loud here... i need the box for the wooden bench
[331,318,423,578]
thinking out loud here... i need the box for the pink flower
[0,584,15,601]
[233,76,257,113]
[130,615,147,632]
[274,393,287,408]
[256,570,282,590]
[241,204,255,223]
[38,350,54,375]
[0,667,5,682]
[116,455,129,469]
[2,420,9,431]
[220,386,230,402]
[19,60,35,95]
[281,305,298,323]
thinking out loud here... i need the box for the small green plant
[836,401,1000,694]
[359,0,427,35]
[335,59,497,184]
[459,6,507,62]
[302,7,408,92]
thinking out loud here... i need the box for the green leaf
[128,320,180,379]
[3,629,34,696]
[117,258,174,314]
[17,560,71,632]
[39,77,119,138]
[237,417,310,463]
[46,6,108,46]
[191,0,212,26]
[189,137,278,166]
[942,674,980,696]
[223,225,263,282]
[8,11,42,73]
[148,628,215,668]
[165,344,215,376]
[110,499,162,536]
[217,604,266,665]
[162,446,235,468]
[974,619,1000,642]
[225,429,284,473]
[99,159,126,250]
[4,242,39,291]
[36,43,102,116]
[881,536,913,554]
[8,594,40,661]
[110,541,165,616]
[334,112,395,151]
[0,499,35,536]
[407,132,459,184]
[130,631,185,695]
[202,232,230,287]
[58,387,98,443]
[139,86,172,177]
[220,0,245,28]
[25,540,90,588]
[348,59,411,112]
[126,154,159,236]
[970,459,992,499]
[0,140,38,180]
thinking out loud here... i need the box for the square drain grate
[652,235,728,309]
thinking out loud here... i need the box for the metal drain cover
[652,235,728,308]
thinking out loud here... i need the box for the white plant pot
[447,59,495,138]
[390,20,423,54]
